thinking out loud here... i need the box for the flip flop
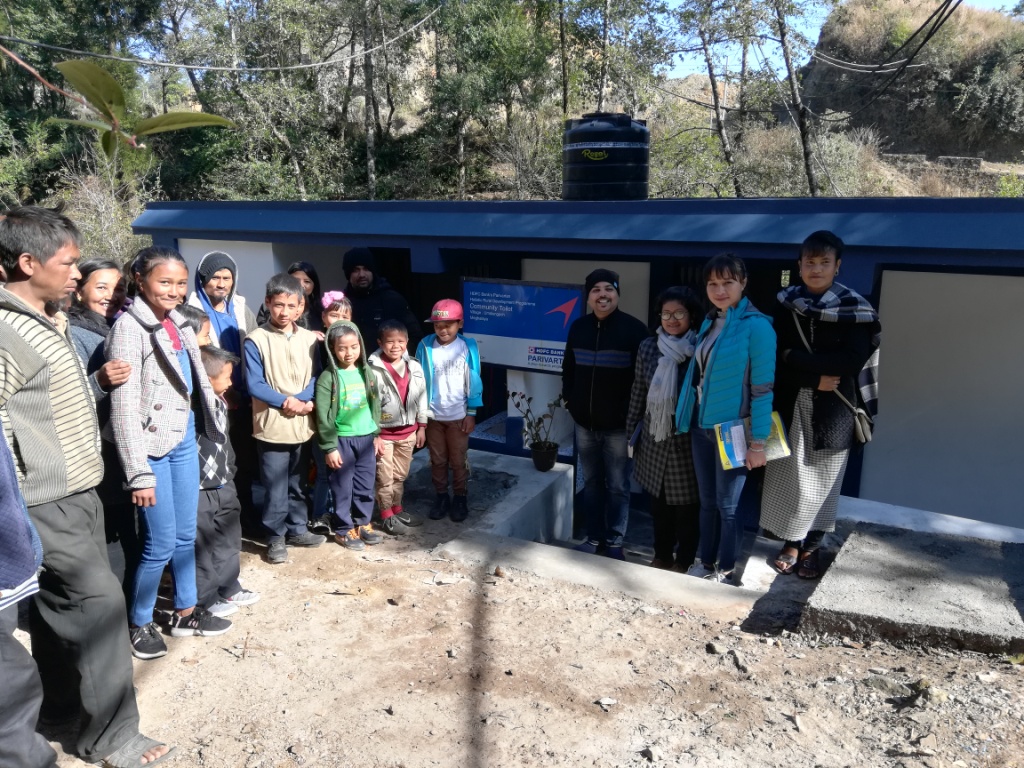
[797,550,822,580]
[768,548,798,575]
[93,734,176,768]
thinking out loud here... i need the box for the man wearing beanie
[561,268,649,561]
[343,247,421,351]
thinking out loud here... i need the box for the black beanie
[585,268,620,296]
[198,251,236,285]
[343,248,376,279]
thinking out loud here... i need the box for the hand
[415,426,426,449]
[817,375,841,392]
[281,396,303,416]
[300,400,314,415]
[374,437,385,458]
[314,331,325,342]
[132,487,156,507]
[460,415,476,434]
[745,450,767,470]
[97,359,131,390]
[325,450,343,470]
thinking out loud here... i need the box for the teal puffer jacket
[675,297,776,441]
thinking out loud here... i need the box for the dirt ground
[34,507,1024,768]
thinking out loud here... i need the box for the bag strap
[791,311,863,416]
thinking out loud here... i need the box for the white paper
[729,424,747,464]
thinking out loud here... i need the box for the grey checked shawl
[780,282,881,417]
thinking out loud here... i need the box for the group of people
[564,233,880,586]
[0,206,483,768]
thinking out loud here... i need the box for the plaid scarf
[780,282,882,416]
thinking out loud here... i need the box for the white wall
[859,270,1024,527]
[177,239,278,313]
[271,243,352,297]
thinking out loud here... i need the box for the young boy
[368,320,428,535]
[244,274,323,564]
[415,300,483,522]
[195,345,260,617]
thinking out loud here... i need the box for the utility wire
[0,4,440,73]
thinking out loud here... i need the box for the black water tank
[562,112,649,201]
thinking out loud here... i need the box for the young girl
[309,292,353,534]
[108,246,231,660]
[675,254,776,586]
[315,320,383,551]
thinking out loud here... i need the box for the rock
[862,674,913,697]
[868,667,889,675]
[596,697,617,711]
[384,705,394,715]
[494,566,506,578]
[706,642,727,655]
[917,733,938,750]
[639,605,664,615]
[640,745,663,762]
[729,650,750,673]
[976,671,999,683]
[447,648,458,659]
[505,669,513,676]
[387,597,401,606]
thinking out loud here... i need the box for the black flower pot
[530,442,558,472]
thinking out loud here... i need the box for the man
[561,268,649,561]
[0,207,172,766]
[188,250,261,534]
[343,247,422,351]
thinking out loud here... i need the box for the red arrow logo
[545,297,579,328]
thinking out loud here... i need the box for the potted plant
[508,390,565,472]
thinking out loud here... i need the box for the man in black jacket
[343,248,421,351]
[561,268,649,561]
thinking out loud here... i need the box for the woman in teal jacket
[675,254,776,585]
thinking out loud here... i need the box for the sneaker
[382,515,409,536]
[130,622,167,660]
[310,515,332,535]
[429,493,451,520]
[450,495,469,523]
[169,607,232,637]
[207,600,239,618]
[267,537,288,564]
[573,539,601,554]
[604,546,626,561]
[286,531,327,547]
[358,524,383,545]
[336,528,365,550]
[225,588,261,607]
[686,562,715,579]
[395,507,424,527]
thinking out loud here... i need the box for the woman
[675,254,776,585]
[626,286,703,571]
[108,247,231,660]
[256,261,323,331]
[759,231,880,579]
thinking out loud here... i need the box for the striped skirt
[759,389,850,541]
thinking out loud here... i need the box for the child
[315,320,383,550]
[244,273,323,564]
[368,320,428,535]
[308,291,353,534]
[195,345,260,617]
[108,246,231,659]
[176,303,212,346]
[415,299,483,523]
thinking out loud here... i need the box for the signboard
[462,278,584,372]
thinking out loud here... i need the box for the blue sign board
[462,278,584,372]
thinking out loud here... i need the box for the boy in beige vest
[244,274,323,564]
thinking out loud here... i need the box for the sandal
[797,549,822,580]
[769,547,799,575]
[93,734,176,767]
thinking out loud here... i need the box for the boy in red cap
[415,299,483,522]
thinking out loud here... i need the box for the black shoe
[429,493,451,520]
[310,515,332,535]
[382,515,410,535]
[130,622,167,660]
[395,508,424,527]
[267,537,287,564]
[450,495,469,523]
[169,606,232,637]
[286,531,326,547]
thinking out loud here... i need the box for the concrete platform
[800,522,1024,653]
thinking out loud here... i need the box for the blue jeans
[689,416,747,573]
[328,435,376,533]
[312,442,334,519]
[131,413,199,626]
[575,425,630,548]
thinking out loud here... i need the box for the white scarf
[646,328,696,442]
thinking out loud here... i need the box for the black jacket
[346,276,422,352]
[773,302,874,450]
[561,308,649,431]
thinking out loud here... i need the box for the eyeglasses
[659,310,688,321]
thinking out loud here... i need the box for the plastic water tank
[562,112,649,201]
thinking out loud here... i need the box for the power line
[0,5,440,73]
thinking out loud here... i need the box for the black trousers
[0,605,57,768]
[195,483,243,608]
[27,489,140,762]
[650,489,700,567]
[257,441,310,539]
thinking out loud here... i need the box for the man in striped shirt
[0,208,173,767]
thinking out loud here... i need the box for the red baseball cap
[426,299,464,322]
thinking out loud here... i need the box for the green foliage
[996,173,1024,197]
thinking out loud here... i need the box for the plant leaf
[45,117,113,132]
[55,60,126,122]
[134,111,236,136]
[100,130,117,159]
